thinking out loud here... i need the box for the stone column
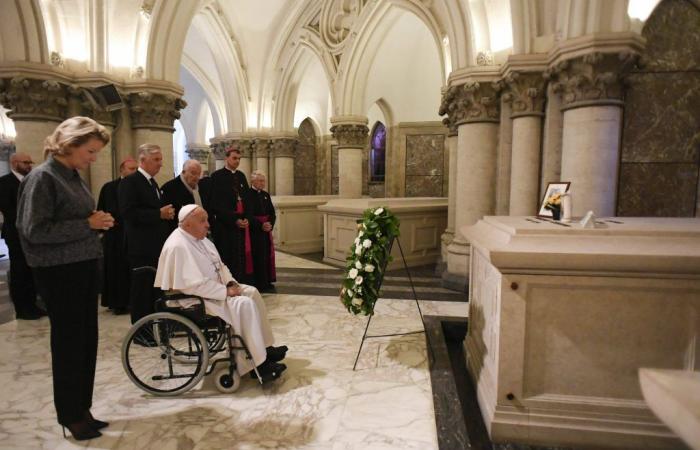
[271,136,297,196]
[330,116,369,198]
[439,79,501,291]
[548,52,637,217]
[439,118,458,270]
[504,72,546,216]
[186,144,210,174]
[0,77,68,164]
[0,139,15,176]
[128,91,187,185]
[254,138,271,177]
[540,82,563,197]
[495,96,513,215]
[210,141,226,172]
[83,105,117,196]
[238,139,254,179]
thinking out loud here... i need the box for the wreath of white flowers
[340,206,400,316]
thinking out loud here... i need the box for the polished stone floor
[0,252,467,449]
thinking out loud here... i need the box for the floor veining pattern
[0,288,467,450]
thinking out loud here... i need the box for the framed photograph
[537,182,570,218]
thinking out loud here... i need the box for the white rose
[341,287,346,295]
[365,264,375,273]
[355,261,362,269]
[348,268,358,279]
[351,297,363,307]
[355,275,363,285]
[374,207,384,215]
[358,230,364,238]
[362,239,371,248]
[355,245,363,255]
[354,237,360,245]
[356,286,362,293]
[347,289,354,297]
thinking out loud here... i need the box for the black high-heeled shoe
[85,410,109,430]
[61,420,102,441]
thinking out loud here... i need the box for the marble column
[0,140,15,176]
[539,82,563,198]
[504,72,546,216]
[495,97,513,215]
[0,77,67,164]
[271,136,296,196]
[330,116,369,198]
[549,52,637,217]
[253,138,271,177]
[438,79,501,291]
[439,119,458,269]
[128,91,187,185]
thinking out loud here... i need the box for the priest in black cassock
[161,159,203,231]
[244,170,276,292]
[207,146,253,284]
[96,158,138,315]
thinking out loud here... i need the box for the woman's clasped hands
[88,210,115,231]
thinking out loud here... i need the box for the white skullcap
[178,204,200,223]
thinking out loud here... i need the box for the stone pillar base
[443,237,470,292]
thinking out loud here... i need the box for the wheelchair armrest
[161,292,206,309]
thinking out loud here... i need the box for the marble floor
[0,252,467,449]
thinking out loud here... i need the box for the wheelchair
[121,267,262,396]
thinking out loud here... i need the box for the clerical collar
[137,167,153,180]
[225,167,238,174]
[11,169,24,181]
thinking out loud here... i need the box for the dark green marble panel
[641,0,700,71]
[617,163,698,216]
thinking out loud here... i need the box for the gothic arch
[0,0,48,65]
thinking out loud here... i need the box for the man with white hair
[118,143,175,325]
[162,159,204,231]
[155,204,287,382]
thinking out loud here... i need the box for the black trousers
[128,255,160,324]
[6,238,38,314]
[33,259,99,425]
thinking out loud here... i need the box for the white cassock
[154,227,275,374]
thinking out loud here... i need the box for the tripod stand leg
[352,313,373,371]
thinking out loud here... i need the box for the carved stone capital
[0,139,15,160]
[253,138,272,158]
[210,141,226,160]
[330,123,369,147]
[67,85,117,127]
[127,91,187,130]
[502,72,546,118]
[442,116,458,137]
[185,145,210,166]
[439,80,501,126]
[545,51,639,111]
[271,137,297,158]
[0,77,68,122]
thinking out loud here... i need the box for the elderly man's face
[182,164,202,189]
[141,149,163,177]
[225,151,241,171]
[183,208,209,240]
[252,176,266,191]
[12,153,34,176]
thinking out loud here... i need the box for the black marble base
[441,272,468,293]
[425,315,576,450]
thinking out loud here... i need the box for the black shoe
[266,345,288,362]
[16,310,42,320]
[84,411,109,430]
[251,360,287,382]
[61,420,101,441]
[113,307,129,316]
[260,285,277,293]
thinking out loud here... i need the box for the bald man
[0,153,45,319]
[161,159,204,231]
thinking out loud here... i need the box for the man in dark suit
[118,144,174,324]
[0,152,45,320]
[161,159,203,231]
[207,146,253,284]
[97,158,138,315]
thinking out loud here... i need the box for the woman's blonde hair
[44,116,110,159]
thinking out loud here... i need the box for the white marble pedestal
[462,216,700,449]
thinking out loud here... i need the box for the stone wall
[399,123,447,197]
[295,119,317,195]
[618,0,700,217]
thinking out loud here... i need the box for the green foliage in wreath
[340,206,400,316]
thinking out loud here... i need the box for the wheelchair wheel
[122,312,209,396]
[213,367,241,393]
[171,317,227,364]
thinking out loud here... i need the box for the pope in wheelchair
[121,204,287,395]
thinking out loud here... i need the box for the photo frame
[537,182,571,218]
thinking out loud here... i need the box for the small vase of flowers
[545,192,562,220]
